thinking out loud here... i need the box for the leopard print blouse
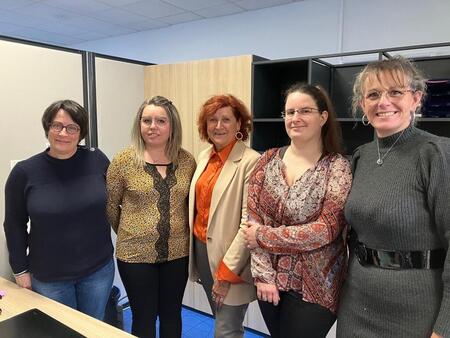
[107,146,196,263]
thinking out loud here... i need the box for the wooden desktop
[0,277,134,338]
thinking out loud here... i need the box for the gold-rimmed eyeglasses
[281,107,320,119]
[364,88,415,102]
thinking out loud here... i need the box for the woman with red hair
[188,94,260,337]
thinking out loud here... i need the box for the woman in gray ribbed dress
[337,57,450,338]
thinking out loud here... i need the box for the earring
[361,114,370,126]
[235,131,243,141]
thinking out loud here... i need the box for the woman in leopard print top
[107,96,195,338]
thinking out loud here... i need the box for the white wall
[70,0,450,64]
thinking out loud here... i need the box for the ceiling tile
[159,12,202,25]
[234,0,292,10]
[0,8,46,26]
[10,3,79,21]
[124,0,185,19]
[97,0,141,6]
[94,8,148,25]
[32,20,90,35]
[162,0,227,11]
[73,31,111,40]
[0,0,38,10]
[126,19,169,30]
[10,27,85,45]
[0,0,300,46]
[195,3,243,18]
[63,16,137,35]
[0,21,23,33]
[43,0,113,15]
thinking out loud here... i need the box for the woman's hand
[431,333,443,338]
[244,220,260,249]
[256,282,280,306]
[212,279,231,311]
[14,272,32,290]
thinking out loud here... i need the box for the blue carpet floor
[122,306,267,337]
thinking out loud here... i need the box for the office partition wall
[95,55,147,160]
[0,38,84,279]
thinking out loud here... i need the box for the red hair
[197,94,252,143]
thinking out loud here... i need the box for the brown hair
[284,83,344,155]
[42,100,88,142]
[197,94,252,143]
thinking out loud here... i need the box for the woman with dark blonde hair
[188,94,260,337]
[244,83,351,338]
[107,96,196,338]
[337,56,450,338]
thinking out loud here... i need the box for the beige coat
[188,141,260,306]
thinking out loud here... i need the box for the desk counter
[0,277,134,338]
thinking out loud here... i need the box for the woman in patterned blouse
[244,84,352,338]
[106,96,196,338]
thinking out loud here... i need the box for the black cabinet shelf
[253,118,284,122]
[251,42,450,155]
[252,120,289,152]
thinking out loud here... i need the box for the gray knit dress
[337,126,450,338]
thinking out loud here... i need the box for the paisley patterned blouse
[248,147,352,313]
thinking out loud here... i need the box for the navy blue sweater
[3,147,113,282]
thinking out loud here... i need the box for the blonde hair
[352,56,426,117]
[131,96,182,168]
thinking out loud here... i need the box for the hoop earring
[361,114,370,126]
[235,131,243,141]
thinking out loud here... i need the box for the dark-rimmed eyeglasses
[281,107,320,119]
[49,122,80,135]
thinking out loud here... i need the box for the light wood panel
[144,55,253,159]
[191,55,253,157]
[0,277,134,338]
[144,63,193,153]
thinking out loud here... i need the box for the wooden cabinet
[252,44,450,154]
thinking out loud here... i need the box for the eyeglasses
[207,116,234,126]
[141,117,169,127]
[281,107,320,119]
[49,122,80,134]
[364,88,415,102]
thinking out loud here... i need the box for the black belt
[355,242,446,270]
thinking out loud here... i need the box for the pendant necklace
[376,129,405,165]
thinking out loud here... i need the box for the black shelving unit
[251,43,450,154]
